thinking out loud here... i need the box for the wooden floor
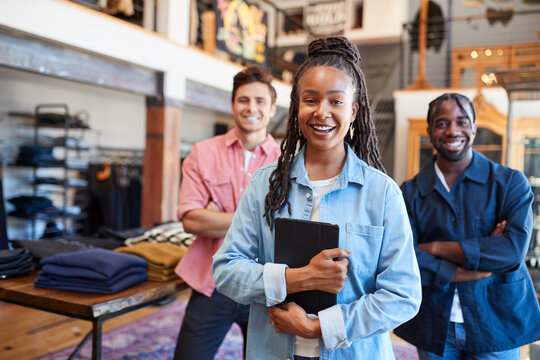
[0,289,191,360]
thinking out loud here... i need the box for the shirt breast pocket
[344,223,384,274]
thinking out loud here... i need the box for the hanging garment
[85,163,142,235]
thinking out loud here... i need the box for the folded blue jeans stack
[34,248,148,294]
[0,248,34,279]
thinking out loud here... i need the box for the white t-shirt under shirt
[295,175,340,357]
[244,149,253,172]
[434,162,464,324]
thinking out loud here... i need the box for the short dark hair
[427,93,476,130]
[231,66,277,104]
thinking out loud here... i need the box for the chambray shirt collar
[223,128,276,155]
[289,143,365,189]
[417,150,489,196]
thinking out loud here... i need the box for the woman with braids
[213,36,421,360]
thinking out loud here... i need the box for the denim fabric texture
[417,323,520,360]
[395,151,540,355]
[213,144,422,360]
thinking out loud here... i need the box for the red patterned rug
[35,300,418,360]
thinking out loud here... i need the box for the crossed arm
[182,200,234,239]
[418,221,506,282]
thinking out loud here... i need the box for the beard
[433,139,473,162]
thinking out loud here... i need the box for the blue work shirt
[213,144,421,360]
[394,151,540,355]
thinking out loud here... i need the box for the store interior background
[0,0,539,357]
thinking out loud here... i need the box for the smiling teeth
[312,125,333,131]
[445,140,464,148]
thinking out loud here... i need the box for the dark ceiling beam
[0,26,161,97]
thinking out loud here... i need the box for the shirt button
[306,193,311,199]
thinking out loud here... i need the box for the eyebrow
[434,115,470,122]
[301,89,346,95]
[237,96,267,101]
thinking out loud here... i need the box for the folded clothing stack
[0,248,34,279]
[124,222,195,247]
[115,242,187,282]
[15,145,62,167]
[34,248,148,294]
[8,195,61,218]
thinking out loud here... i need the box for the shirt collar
[417,150,489,196]
[223,128,276,155]
[289,143,365,188]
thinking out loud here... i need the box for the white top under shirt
[295,175,340,357]
[244,149,253,172]
[434,162,464,324]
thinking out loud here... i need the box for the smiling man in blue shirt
[395,93,540,359]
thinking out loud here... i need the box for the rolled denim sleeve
[263,263,288,306]
[319,305,350,350]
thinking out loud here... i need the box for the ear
[471,121,477,135]
[351,103,359,120]
[270,103,277,118]
[426,125,432,139]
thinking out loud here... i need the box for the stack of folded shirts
[115,242,187,282]
[124,222,195,247]
[34,248,148,294]
[0,248,34,279]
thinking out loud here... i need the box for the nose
[314,100,331,119]
[445,121,459,135]
[247,99,257,112]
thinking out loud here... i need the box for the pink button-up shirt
[175,129,280,296]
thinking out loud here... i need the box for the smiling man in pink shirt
[173,66,281,360]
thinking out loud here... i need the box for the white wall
[393,87,539,185]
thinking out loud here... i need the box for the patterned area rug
[36,300,418,360]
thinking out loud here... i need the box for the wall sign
[304,0,347,37]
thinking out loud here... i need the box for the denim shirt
[394,151,540,355]
[213,144,421,360]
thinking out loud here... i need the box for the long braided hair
[264,36,385,229]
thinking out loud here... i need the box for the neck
[436,151,473,188]
[304,144,346,180]
[234,127,267,151]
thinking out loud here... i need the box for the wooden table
[0,271,187,359]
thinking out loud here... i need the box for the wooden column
[141,97,182,227]
[408,0,433,89]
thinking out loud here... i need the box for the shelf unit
[8,104,90,238]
